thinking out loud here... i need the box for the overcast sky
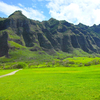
[0,0,100,26]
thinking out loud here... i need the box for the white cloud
[0,1,45,21]
[46,0,100,26]
[18,3,24,8]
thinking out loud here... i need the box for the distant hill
[0,10,100,57]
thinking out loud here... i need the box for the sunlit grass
[65,57,100,63]
[0,66,100,100]
[0,69,16,76]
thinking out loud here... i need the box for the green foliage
[62,57,100,67]
[0,17,6,21]
[72,48,90,56]
[0,48,55,69]
[0,63,5,70]
[8,34,20,40]
[8,41,26,49]
[1,49,100,69]
[12,62,28,69]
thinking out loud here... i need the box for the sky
[0,0,100,26]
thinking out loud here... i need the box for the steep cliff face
[0,11,100,57]
[41,19,100,53]
[0,31,9,57]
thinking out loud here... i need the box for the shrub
[0,64,4,69]
[84,62,91,66]
[68,61,75,64]
[28,63,39,68]
[62,60,75,67]
[12,62,28,69]
[93,59,100,65]
[78,63,83,67]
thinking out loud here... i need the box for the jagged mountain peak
[48,18,57,21]
[48,18,59,26]
[8,10,27,19]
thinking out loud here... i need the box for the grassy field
[0,66,100,100]
[0,69,16,76]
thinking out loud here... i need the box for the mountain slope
[0,11,100,57]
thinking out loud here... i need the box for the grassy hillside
[0,36,100,69]
[0,47,100,69]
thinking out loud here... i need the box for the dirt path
[0,69,22,78]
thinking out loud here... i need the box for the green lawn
[0,66,100,100]
[0,69,16,76]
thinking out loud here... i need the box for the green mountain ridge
[0,10,100,58]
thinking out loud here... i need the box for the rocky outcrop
[0,32,9,57]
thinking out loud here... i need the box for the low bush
[12,62,28,69]
[62,60,75,67]
[84,59,100,66]
[78,63,83,67]
[84,62,91,66]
